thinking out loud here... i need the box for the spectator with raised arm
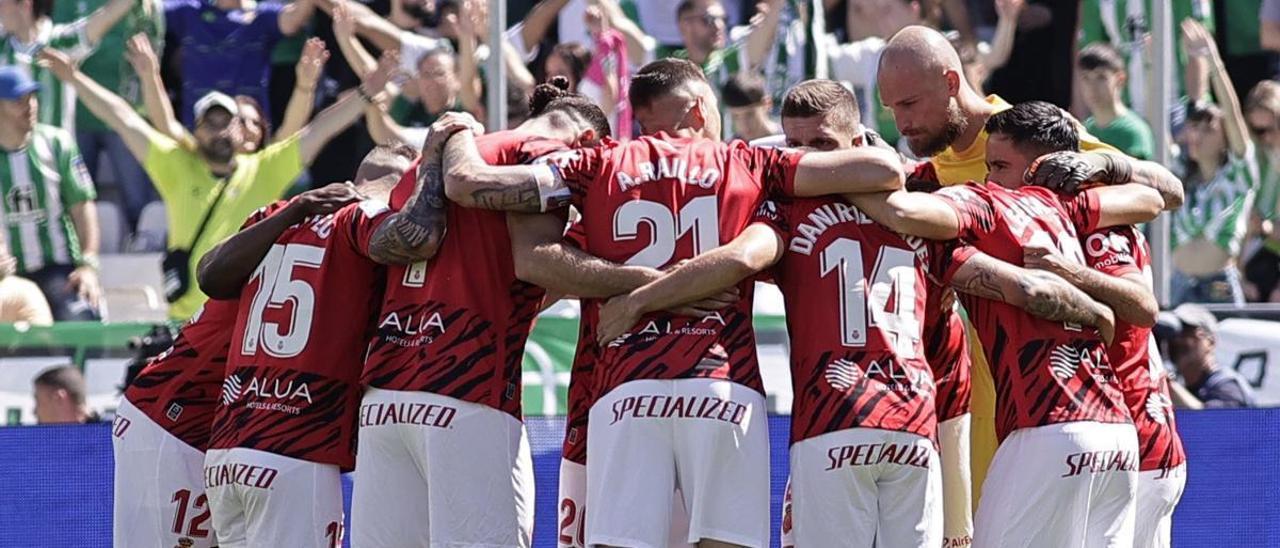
[50,0,162,229]
[1172,20,1258,305]
[126,32,328,153]
[163,0,315,127]
[39,46,399,320]
[0,0,138,131]
[0,67,101,321]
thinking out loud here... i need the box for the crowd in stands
[0,1,1277,393]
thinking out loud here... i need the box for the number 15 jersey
[540,134,804,399]
[210,201,393,470]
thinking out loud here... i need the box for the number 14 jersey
[753,197,939,445]
[210,201,392,470]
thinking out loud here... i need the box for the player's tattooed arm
[1027,151,1183,210]
[1023,242,1159,327]
[367,155,448,264]
[949,251,1117,342]
[442,131,561,213]
[198,183,363,299]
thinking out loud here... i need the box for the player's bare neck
[953,93,995,153]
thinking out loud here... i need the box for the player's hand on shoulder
[1022,240,1074,277]
[1025,151,1108,193]
[424,112,485,156]
[289,182,366,220]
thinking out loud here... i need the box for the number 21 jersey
[541,134,803,398]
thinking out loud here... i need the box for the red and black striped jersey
[125,203,288,451]
[124,299,235,451]
[563,306,596,465]
[1082,225,1186,471]
[924,284,971,422]
[361,131,564,418]
[538,135,804,399]
[931,182,1130,442]
[210,201,391,470]
[753,197,938,444]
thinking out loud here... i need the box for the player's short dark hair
[1077,43,1125,73]
[531,77,612,137]
[32,0,53,19]
[629,58,708,110]
[722,73,768,108]
[782,80,860,131]
[550,43,592,85]
[985,101,1080,157]
[34,365,87,405]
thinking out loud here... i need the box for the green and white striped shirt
[1173,146,1258,257]
[0,125,96,273]
[0,19,97,133]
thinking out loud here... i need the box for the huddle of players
[108,26,1188,548]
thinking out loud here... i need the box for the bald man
[876,25,1121,534]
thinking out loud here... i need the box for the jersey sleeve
[925,239,979,287]
[741,143,805,198]
[55,131,97,205]
[239,200,290,230]
[1061,189,1103,236]
[932,184,996,242]
[534,145,606,209]
[1083,227,1143,278]
[342,200,395,259]
[48,19,96,60]
[750,198,790,238]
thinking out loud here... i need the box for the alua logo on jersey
[220,373,313,405]
[824,357,931,393]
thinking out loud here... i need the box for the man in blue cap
[0,66,101,320]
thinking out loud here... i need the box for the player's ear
[688,97,708,130]
[945,69,962,97]
[575,128,597,147]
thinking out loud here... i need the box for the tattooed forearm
[470,185,543,212]
[1132,160,1184,210]
[368,153,448,264]
[1020,270,1109,327]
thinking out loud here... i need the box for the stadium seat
[94,201,126,254]
[98,254,166,322]
[131,201,167,252]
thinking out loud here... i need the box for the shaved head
[630,58,721,139]
[877,25,971,157]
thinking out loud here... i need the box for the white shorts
[939,413,973,548]
[1134,465,1186,548]
[112,398,216,548]
[788,427,942,547]
[558,459,694,548]
[586,379,770,548]
[974,421,1138,548]
[352,388,534,548]
[204,447,344,548]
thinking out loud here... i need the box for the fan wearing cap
[0,66,102,321]
[38,45,402,321]
[0,0,137,132]
[1161,304,1259,409]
